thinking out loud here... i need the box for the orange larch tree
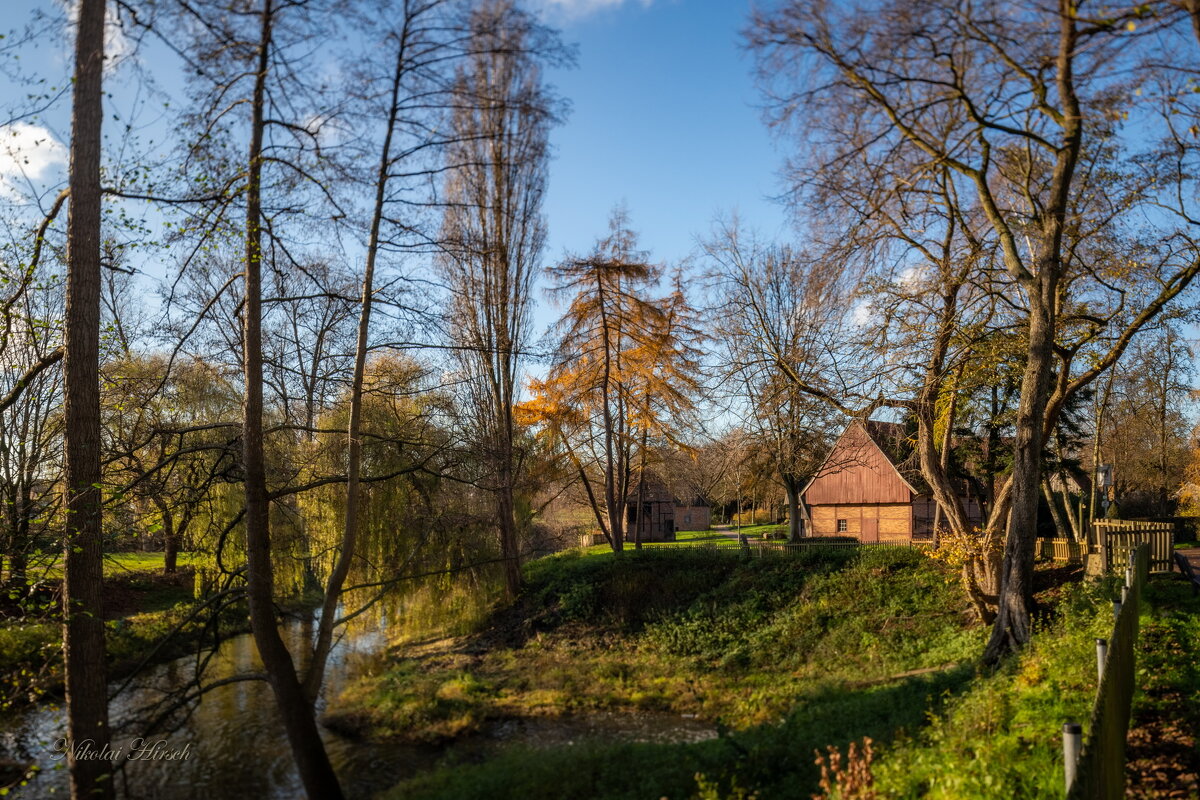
[519,211,699,552]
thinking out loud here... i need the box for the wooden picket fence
[1063,543,1149,799]
[1039,521,1174,574]
[1092,521,1174,573]
[1039,537,1087,563]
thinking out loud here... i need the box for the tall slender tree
[237,1,344,795]
[62,0,113,797]
[439,0,566,597]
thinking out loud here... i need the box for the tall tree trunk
[305,10,406,701]
[62,2,113,796]
[162,508,177,574]
[150,496,180,574]
[240,3,343,796]
[496,470,522,594]
[983,0,1081,664]
[1042,480,1069,538]
[782,472,801,542]
[598,281,623,553]
[633,425,648,549]
[984,282,1056,662]
[7,489,29,591]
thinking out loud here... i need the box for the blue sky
[0,0,791,436]
[0,1,791,293]
[538,0,789,268]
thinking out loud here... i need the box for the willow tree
[438,0,566,596]
[520,211,698,552]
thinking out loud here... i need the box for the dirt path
[711,524,745,542]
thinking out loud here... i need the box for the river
[0,612,715,799]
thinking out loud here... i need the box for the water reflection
[0,613,714,799]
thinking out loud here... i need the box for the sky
[0,0,793,288]
[535,0,790,269]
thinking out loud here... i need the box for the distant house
[801,420,982,542]
[674,499,712,532]
[624,479,712,542]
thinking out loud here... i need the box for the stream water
[0,613,715,799]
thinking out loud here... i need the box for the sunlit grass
[346,546,989,798]
[6,550,202,581]
[360,548,1197,800]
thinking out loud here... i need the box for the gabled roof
[625,478,676,504]
[801,418,923,504]
[625,476,711,506]
[860,420,932,495]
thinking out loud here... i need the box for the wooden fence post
[1095,638,1107,682]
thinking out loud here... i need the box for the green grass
[6,550,202,581]
[363,548,1200,800]
[340,546,988,798]
[722,522,788,540]
[388,668,973,800]
[672,529,729,543]
[868,575,1124,798]
[863,572,1200,799]
[102,551,203,573]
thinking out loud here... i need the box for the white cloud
[849,297,873,328]
[531,0,656,23]
[897,264,927,288]
[0,123,68,198]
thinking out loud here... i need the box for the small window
[837,519,848,533]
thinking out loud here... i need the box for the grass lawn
[6,550,203,581]
[720,522,788,540]
[672,528,730,543]
[339,545,1195,800]
[571,525,789,556]
[333,546,987,798]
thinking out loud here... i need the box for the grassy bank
[0,552,249,712]
[329,546,983,798]
[339,544,1197,800]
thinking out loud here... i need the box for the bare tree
[304,0,461,702]
[705,227,848,541]
[750,0,1200,660]
[236,1,344,794]
[439,0,566,595]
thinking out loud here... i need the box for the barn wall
[674,505,711,531]
[810,503,913,541]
